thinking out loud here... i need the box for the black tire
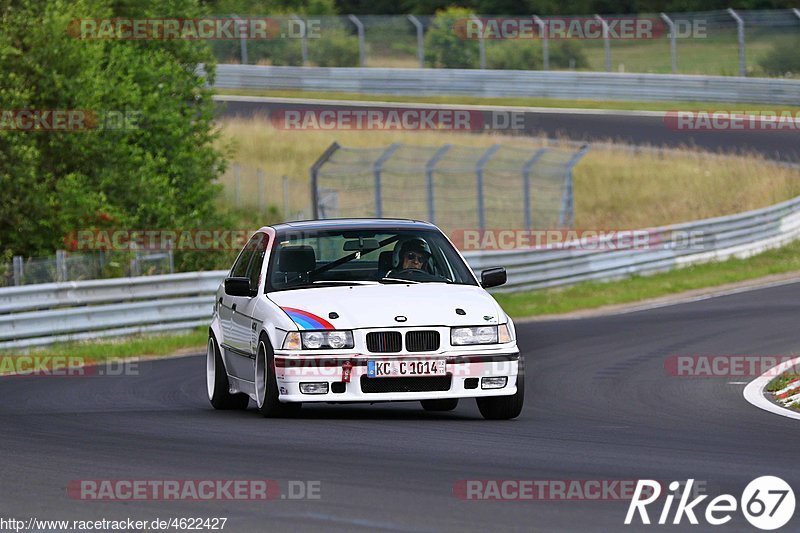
[476,367,524,420]
[421,398,459,411]
[255,337,302,418]
[207,335,250,410]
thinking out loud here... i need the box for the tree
[0,0,228,270]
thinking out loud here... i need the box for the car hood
[267,283,504,329]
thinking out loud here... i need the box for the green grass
[0,327,207,363]
[767,372,800,393]
[216,88,800,114]
[494,239,800,318]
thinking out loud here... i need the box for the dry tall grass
[216,116,800,229]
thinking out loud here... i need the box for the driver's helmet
[393,237,432,270]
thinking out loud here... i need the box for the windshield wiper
[379,277,421,284]
[312,280,379,286]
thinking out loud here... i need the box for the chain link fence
[0,250,173,288]
[310,142,588,236]
[218,163,309,220]
[212,10,800,77]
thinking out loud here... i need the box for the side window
[230,233,261,278]
[248,234,269,291]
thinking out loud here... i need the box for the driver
[395,238,432,272]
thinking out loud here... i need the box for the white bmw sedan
[207,219,523,420]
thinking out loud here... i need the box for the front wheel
[255,338,301,418]
[207,336,249,410]
[476,372,524,420]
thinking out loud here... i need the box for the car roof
[265,218,438,233]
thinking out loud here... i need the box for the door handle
[232,303,237,312]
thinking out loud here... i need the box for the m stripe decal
[280,307,335,330]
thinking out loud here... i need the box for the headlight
[282,330,354,350]
[451,326,498,346]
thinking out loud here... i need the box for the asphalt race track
[2,283,800,531]
[215,96,800,163]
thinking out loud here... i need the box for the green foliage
[549,40,589,69]
[0,0,230,272]
[759,37,800,77]
[486,40,542,70]
[424,7,480,68]
[310,30,360,66]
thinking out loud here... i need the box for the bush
[549,40,589,69]
[310,30,360,67]
[424,7,480,69]
[486,40,542,70]
[759,38,800,77]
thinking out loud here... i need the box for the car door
[231,232,269,356]
[220,233,262,378]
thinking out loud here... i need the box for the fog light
[299,382,329,394]
[481,376,507,389]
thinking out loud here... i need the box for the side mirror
[480,267,507,289]
[224,277,254,297]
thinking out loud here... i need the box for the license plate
[367,359,446,378]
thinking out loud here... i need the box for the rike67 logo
[625,477,795,530]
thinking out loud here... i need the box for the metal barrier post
[559,145,589,227]
[594,15,611,72]
[660,13,677,73]
[290,14,309,66]
[532,15,549,70]
[55,250,67,282]
[522,148,548,231]
[348,15,366,67]
[470,15,486,69]
[373,143,401,218]
[727,8,746,77]
[408,15,425,68]
[424,144,452,224]
[12,256,23,286]
[233,163,241,207]
[476,144,501,230]
[258,169,266,210]
[310,142,341,219]
[232,14,248,65]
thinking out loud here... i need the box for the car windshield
[267,227,477,291]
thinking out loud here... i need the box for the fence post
[660,13,677,73]
[257,169,265,210]
[232,14,248,65]
[559,144,589,227]
[55,249,67,282]
[594,15,611,72]
[290,14,309,66]
[282,175,290,219]
[727,8,746,77]
[373,143,401,218]
[794,8,800,21]
[424,144,452,224]
[310,142,341,219]
[475,144,501,231]
[532,15,549,70]
[348,15,366,67]
[521,148,548,231]
[233,163,241,207]
[12,256,23,286]
[469,16,486,69]
[408,15,425,68]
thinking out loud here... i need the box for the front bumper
[273,352,520,403]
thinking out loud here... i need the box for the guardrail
[3,193,800,348]
[213,64,800,105]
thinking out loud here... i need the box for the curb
[743,356,800,421]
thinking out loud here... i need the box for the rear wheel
[255,338,301,418]
[207,336,249,410]
[476,368,524,420]
[421,398,459,411]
